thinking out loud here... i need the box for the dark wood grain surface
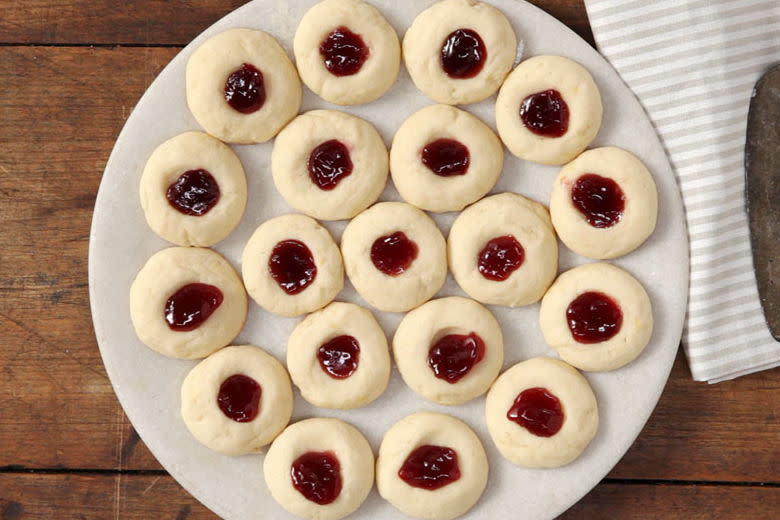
[0,1,777,518]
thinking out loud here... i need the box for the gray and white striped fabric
[583,0,780,382]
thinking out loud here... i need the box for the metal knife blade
[745,63,780,341]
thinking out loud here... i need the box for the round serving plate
[89,1,688,518]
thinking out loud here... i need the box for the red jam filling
[291,451,342,505]
[571,173,626,228]
[308,139,353,190]
[421,138,470,177]
[519,89,569,137]
[224,63,266,114]
[566,291,623,344]
[399,445,461,490]
[440,28,486,79]
[370,231,419,276]
[164,283,223,331]
[317,335,360,379]
[507,387,564,437]
[217,374,261,423]
[269,240,317,295]
[319,26,369,77]
[428,332,485,384]
[166,169,220,216]
[478,235,525,281]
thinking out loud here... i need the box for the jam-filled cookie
[448,192,558,306]
[129,247,247,359]
[393,297,503,405]
[403,0,517,105]
[242,214,344,317]
[139,131,247,246]
[496,55,602,165]
[390,104,503,213]
[287,302,391,409]
[376,412,488,520]
[263,418,374,520]
[485,357,598,468]
[340,202,447,313]
[186,28,302,143]
[550,147,658,259]
[180,345,293,455]
[294,0,400,105]
[539,262,653,371]
[272,110,389,221]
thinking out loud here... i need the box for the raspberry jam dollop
[224,63,265,114]
[440,29,486,79]
[370,231,419,276]
[477,235,525,281]
[291,451,342,505]
[507,387,564,437]
[269,240,317,295]
[399,445,461,490]
[308,139,353,190]
[166,169,220,216]
[566,291,623,343]
[318,335,360,379]
[164,283,223,331]
[571,173,626,228]
[319,26,369,77]
[217,374,261,423]
[428,332,485,384]
[519,89,569,137]
[421,138,470,177]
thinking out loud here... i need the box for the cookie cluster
[129,1,659,519]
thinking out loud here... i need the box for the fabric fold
[583,0,780,382]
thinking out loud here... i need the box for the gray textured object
[745,63,780,341]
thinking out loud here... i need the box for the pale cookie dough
[340,202,447,313]
[294,0,400,105]
[403,0,517,105]
[539,262,653,371]
[287,302,390,409]
[186,28,302,143]
[550,147,658,259]
[496,55,602,165]
[376,412,488,520]
[129,247,247,359]
[272,110,389,221]
[139,131,247,247]
[393,297,503,405]
[448,192,558,306]
[242,214,344,317]
[485,357,598,468]
[264,418,374,520]
[180,345,293,455]
[390,104,503,213]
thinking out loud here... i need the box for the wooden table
[1,1,778,518]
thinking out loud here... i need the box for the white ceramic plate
[89,1,688,518]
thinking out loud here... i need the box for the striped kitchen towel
[583,0,780,382]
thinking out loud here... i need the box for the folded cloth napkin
[583,0,780,382]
